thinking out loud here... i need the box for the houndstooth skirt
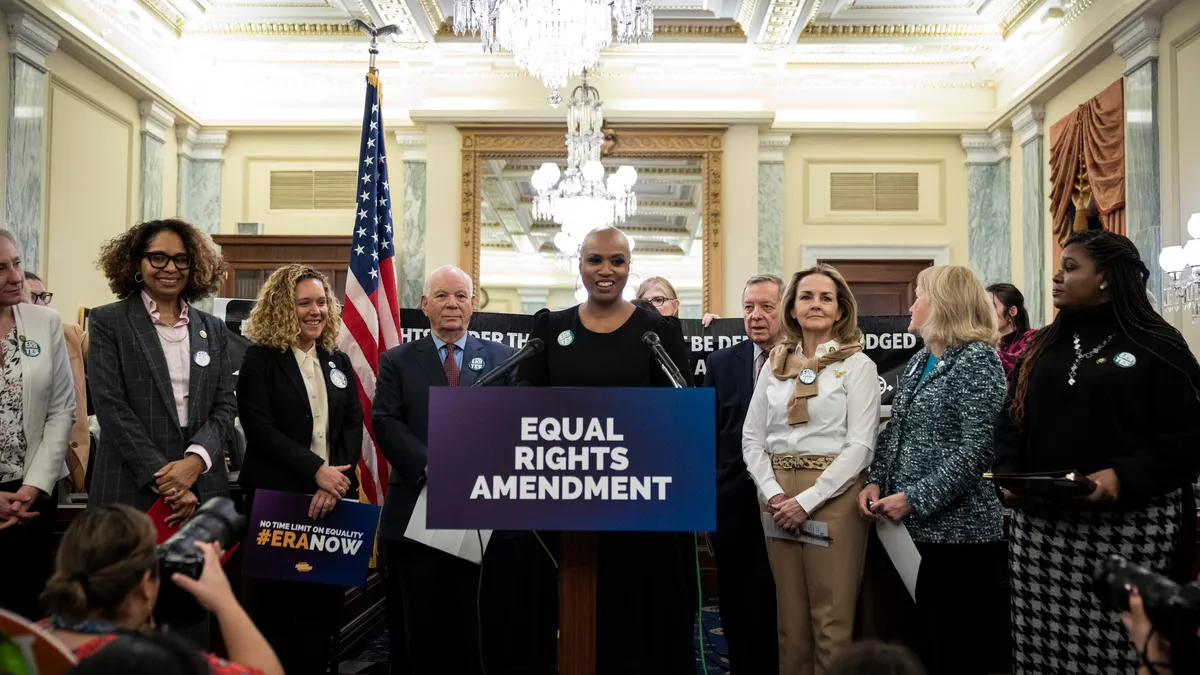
[1009,490,1182,675]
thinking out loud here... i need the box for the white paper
[403,486,492,564]
[760,513,830,548]
[876,520,921,601]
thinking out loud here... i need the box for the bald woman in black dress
[516,227,697,674]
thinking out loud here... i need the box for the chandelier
[452,0,653,105]
[1158,213,1200,319]
[529,73,637,269]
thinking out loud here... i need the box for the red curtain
[1048,78,1126,248]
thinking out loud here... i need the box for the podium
[426,387,716,674]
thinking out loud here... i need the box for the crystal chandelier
[1159,214,1200,320]
[452,0,653,105]
[529,74,637,267]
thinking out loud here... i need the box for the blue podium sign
[426,387,716,532]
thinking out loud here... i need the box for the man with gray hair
[373,265,519,675]
[703,273,785,675]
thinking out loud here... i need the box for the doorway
[821,259,933,316]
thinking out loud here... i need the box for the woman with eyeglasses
[636,276,720,325]
[87,219,236,647]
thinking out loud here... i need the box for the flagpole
[348,19,401,76]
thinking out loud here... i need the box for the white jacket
[13,304,76,494]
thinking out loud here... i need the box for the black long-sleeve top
[994,303,1200,506]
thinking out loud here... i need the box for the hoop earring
[134,272,144,284]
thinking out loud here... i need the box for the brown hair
[96,219,227,302]
[781,264,861,345]
[41,505,159,622]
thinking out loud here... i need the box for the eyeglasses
[143,252,192,270]
[644,296,676,307]
[30,292,52,305]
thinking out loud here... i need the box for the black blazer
[704,339,759,491]
[373,335,516,541]
[236,344,362,496]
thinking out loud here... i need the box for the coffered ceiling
[22,0,1125,125]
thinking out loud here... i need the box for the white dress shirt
[293,345,329,463]
[742,339,882,515]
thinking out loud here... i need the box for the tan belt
[771,454,834,471]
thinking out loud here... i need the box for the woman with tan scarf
[742,264,881,674]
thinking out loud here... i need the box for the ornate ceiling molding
[960,129,1011,163]
[139,101,177,141]
[1011,103,1045,144]
[7,12,61,69]
[134,0,188,36]
[758,132,791,162]
[184,21,364,35]
[177,125,230,160]
[800,22,1000,38]
[756,0,822,46]
[433,19,747,40]
[1112,16,1160,71]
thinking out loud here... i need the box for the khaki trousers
[763,468,868,675]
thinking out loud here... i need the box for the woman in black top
[516,226,696,674]
[995,229,1200,674]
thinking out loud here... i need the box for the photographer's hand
[172,542,284,675]
[1123,587,1172,675]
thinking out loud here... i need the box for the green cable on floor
[694,532,708,675]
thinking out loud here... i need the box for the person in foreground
[516,226,696,674]
[0,230,76,620]
[995,229,1200,674]
[857,264,1006,675]
[826,640,926,675]
[703,273,784,675]
[40,504,283,675]
[986,283,1036,375]
[237,264,363,675]
[743,264,881,673]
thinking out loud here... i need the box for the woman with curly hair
[236,264,362,675]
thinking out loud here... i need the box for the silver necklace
[1069,333,1114,385]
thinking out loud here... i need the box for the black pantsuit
[390,539,482,675]
[0,480,57,619]
[236,344,364,675]
[911,541,1004,675]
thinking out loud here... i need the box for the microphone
[642,331,688,389]
[472,338,545,387]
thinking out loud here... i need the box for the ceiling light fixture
[452,0,653,106]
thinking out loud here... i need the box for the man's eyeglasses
[143,252,192,270]
[644,296,676,307]
[30,292,52,305]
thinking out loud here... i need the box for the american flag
[338,72,401,507]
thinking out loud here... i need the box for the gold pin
[199,330,207,338]
[1096,357,1107,364]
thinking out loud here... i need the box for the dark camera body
[1094,554,1200,671]
[153,498,247,627]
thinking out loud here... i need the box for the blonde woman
[856,265,1006,675]
[237,264,362,675]
[636,276,720,325]
[742,264,881,674]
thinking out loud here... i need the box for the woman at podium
[995,230,1200,675]
[516,226,697,674]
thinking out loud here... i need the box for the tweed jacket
[868,341,1006,544]
[87,295,237,510]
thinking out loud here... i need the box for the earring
[134,272,144,284]
[1100,283,1107,290]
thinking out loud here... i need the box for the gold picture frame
[458,125,727,315]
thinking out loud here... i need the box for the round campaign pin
[798,368,817,385]
[20,338,40,358]
[330,369,349,389]
[193,351,211,367]
[199,330,207,339]
[557,330,575,347]
[469,357,484,371]
[1114,351,1137,368]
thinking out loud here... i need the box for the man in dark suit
[703,273,784,675]
[374,265,517,675]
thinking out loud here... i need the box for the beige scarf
[770,340,863,425]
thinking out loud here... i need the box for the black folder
[984,470,1097,502]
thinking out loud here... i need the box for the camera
[154,497,247,627]
[1094,554,1200,671]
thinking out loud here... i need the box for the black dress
[516,304,698,675]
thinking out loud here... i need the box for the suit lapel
[912,346,956,397]
[280,346,311,407]
[415,337,449,387]
[459,338,484,387]
[317,348,341,433]
[186,313,211,427]
[13,307,31,425]
[734,340,753,409]
[126,295,181,428]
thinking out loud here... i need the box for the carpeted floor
[338,597,729,675]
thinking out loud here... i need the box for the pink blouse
[141,291,210,472]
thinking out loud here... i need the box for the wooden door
[821,259,933,316]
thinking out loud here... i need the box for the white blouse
[741,340,882,515]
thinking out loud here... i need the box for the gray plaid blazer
[87,294,238,510]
